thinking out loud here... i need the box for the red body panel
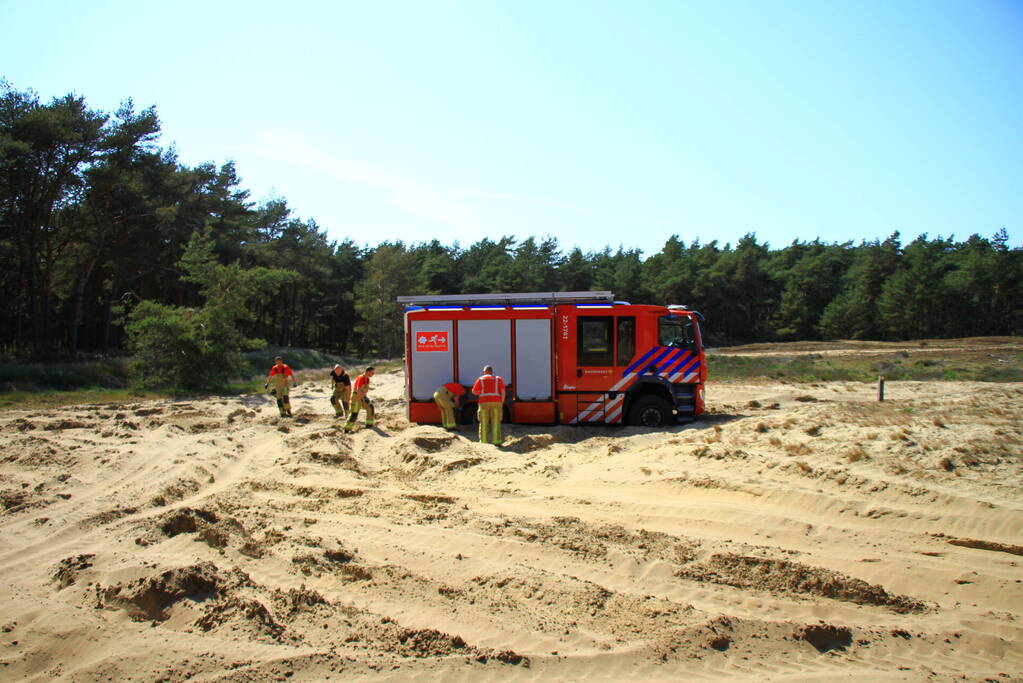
[409,401,441,424]
[511,401,556,424]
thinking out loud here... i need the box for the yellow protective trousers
[330,386,350,417]
[477,402,502,444]
[433,388,456,428]
[273,385,292,416]
[344,395,374,431]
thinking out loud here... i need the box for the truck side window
[616,317,635,366]
[658,316,686,348]
[578,317,612,366]
[659,315,698,349]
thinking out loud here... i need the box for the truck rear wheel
[459,403,477,425]
[628,396,673,428]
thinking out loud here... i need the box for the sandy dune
[1,370,1021,681]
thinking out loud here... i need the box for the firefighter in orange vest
[265,356,296,417]
[343,367,375,432]
[471,365,506,445]
[433,381,465,430]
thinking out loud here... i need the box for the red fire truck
[398,291,706,427]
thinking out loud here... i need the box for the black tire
[628,395,673,428]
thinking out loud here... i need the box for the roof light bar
[397,291,614,307]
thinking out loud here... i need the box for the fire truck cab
[398,291,706,427]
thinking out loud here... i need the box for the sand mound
[52,553,95,589]
[676,553,928,613]
[97,562,227,621]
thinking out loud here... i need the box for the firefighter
[265,356,296,417]
[433,381,465,430]
[471,365,505,445]
[329,364,351,418]
[343,366,375,432]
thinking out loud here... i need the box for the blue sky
[2,0,1021,254]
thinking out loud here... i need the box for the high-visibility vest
[268,364,293,378]
[473,374,504,403]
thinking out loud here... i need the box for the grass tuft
[784,442,812,456]
[847,446,869,463]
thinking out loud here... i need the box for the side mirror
[683,321,696,345]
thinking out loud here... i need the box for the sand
[1,370,1021,681]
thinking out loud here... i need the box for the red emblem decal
[415,331,449,352]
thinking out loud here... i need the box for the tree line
[2,81,1021,363]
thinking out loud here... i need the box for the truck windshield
[659,316,696,348]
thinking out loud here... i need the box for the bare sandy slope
[1,371,1021,681]
[711,336,1023,358]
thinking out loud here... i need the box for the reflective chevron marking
[661,349,692,376]
[576,399,602,422]
[669,356,700,382]
[568,345,701,424]
[624,346,662,375]
[569,393,626,424]
[605,395,625,423]
[571,395,606,423]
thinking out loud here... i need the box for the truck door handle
[577,369,582,378]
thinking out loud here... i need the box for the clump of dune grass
[847,446,869,463]
[784,442,812,456]
[884,458,910,475]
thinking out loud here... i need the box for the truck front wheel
[628,396,673,428]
